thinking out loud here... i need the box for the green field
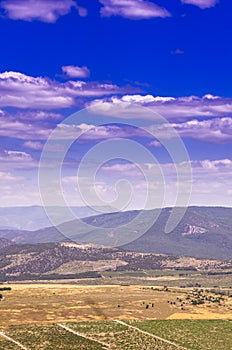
[0,320,232,350]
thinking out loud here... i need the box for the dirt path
[0,330,28,350]
[114,320,189,350]
[58,323,109,349]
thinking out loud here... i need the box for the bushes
[0,287,12,291]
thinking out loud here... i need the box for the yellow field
[0,284,232,327]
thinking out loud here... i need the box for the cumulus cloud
[0,71,136,109]
[62,65,90,78]
[99,0,171,19]
[0,0,87,23]
[88,94,232,120]
[181,0,218,9]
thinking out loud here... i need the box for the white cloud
[147,140,162,147]
[0,0,87,23]
[0,71,135,109]
[100,159,232,177]
[1,110,231,145]
[181,0,218,9]
[171,48,185,55]
[0,115,51,140]
[121,94,175,104]
[16,111,64,121]
[171,117,232,143]
[65,158,232,209]
[0,171,22,181]
[88,94,232,121]
[191,158,232,171]
[0,150,36,170]
[62,65,90,78]
[23,141,44,150]
[3,150,32,160]
[99,0,171,19]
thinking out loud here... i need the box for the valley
[0,206,232,349]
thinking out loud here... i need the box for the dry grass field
[0,283,232,327]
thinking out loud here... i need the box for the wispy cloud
[99,0,171,19]
[0,171,22,181]
[0,71,136,109]
[0,116,144,142]
[146,117,232,143]
[14,111,64,121]
[147,140,162,147]
[171,48,185,55]
[170,117,232,143]
[23,141,44,150]
[15,118,232,145]
[0,115,51,140]
[50,123,148,141]
[0,150,36,170]
[181,0,218,9]
[74,158,232,208]
[2,112,231,144]
[99,159,232,180]
[62,65,90,78]
[0,0,87,23]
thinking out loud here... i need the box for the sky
[0,0,231,210]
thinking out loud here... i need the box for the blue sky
[0,0,231,209]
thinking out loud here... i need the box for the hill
[0,241,231,281]
[0,237,14,250]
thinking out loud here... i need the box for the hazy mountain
[0,206,231,260]
[0,237,14,250]
[0,205,115,231]
[123,207,232,260]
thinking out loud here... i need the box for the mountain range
[0,206,231,260]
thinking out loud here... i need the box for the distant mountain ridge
[0,205,115,231]
[123,206,232,260]
[0,206,231,260]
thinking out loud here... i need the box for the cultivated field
[0,320,232,349]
